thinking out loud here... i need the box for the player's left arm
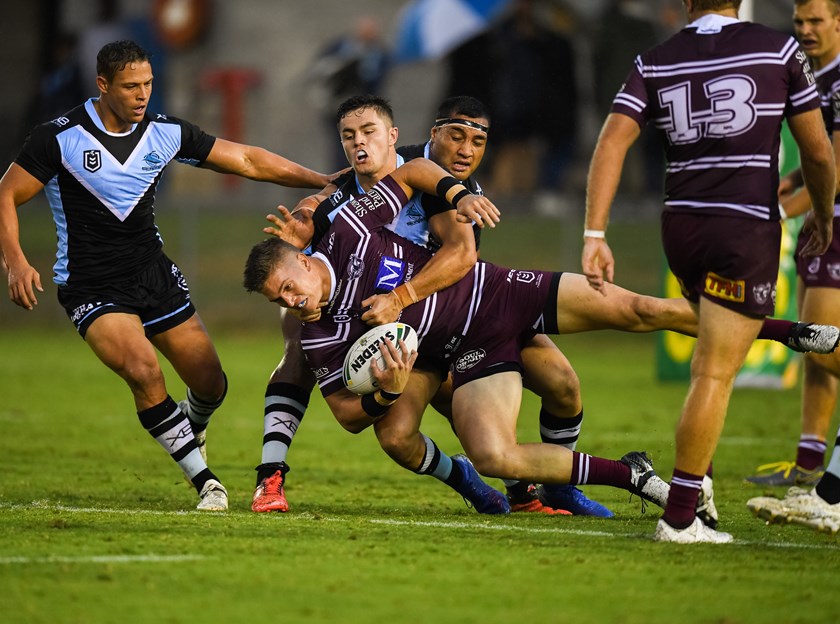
[361,209,477,324]
[201,138,333,188]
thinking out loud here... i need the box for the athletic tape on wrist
[583,229,606,239]
[361,392,391,417]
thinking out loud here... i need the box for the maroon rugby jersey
[814,53,840,212]
[612,17,819,220]
[300,176,546,396]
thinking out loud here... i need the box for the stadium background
[0,0,801,335]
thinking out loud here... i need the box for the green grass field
[1,211,839,623]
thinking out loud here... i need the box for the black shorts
[57,253,195,338]
[661,212,781,317]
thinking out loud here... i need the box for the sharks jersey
[15,98,216,286]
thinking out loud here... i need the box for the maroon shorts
[450,269,560,390]
[661,212,781,317]
[795,216,840,288]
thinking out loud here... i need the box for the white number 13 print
[658,75,757,145]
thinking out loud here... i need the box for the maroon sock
[757,318,792,344]
[663,468,703,530]
[570,452,631,488]
[796,435,827,471]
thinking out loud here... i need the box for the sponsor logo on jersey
[348,328,399,375]
[752,282,775,306]
[455,349,486,373]
[704,272,744,303]
[808,257,821,274]
[327,232,336,253]
[350,189,386,218]
[52,116,70,127]
[83,149,101,172]
[142,151,164,171]
[375,256,406,291]
[313,367,329,379]
[329,186,345,206]
[332,314,352,323]
[828,263,840,280]
[348,254,365,279]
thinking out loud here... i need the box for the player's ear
[298,253,309,270]
[96,75,109,94]
[389,125,399,146]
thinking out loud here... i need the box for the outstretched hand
[263,203,315,249]
[455,195,500,229]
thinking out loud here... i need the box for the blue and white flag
[393,0,512,62]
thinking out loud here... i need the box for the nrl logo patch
[83,150,101,172]
[752,282,775,306]
[828,263,840,280]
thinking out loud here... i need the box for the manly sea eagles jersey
[302,176,522,397]
[611,15,820,221]
[310,142,483,251]
[15,98,216,286]
[814,53,840,215]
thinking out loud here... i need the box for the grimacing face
[260,254,323,315]
[794,0,840,65]
[429,117,489,181]
[338,106,398,179]
[97,61,153,129]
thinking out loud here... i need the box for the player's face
[793,0,840,65]
[261,255,322,314]
[338,107,398,178]
[428,117,489,181]
[97,61,154,128]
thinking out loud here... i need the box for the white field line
[0,554,206,564]
[1,501,837,553]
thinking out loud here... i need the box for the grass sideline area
[1,208,838,622]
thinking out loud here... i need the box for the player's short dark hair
[435,96,491,124]
[794,0,840,13]
[96,40,151,82]
[336,94,395,127]
[243,238,300,293]
[690,0,742,11]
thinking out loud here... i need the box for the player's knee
[630,295,663,330]
[469,447,514,478]
[120,358,166,393]
[375,427,417,467]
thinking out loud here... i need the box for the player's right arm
[789,107,837,256]
[322,338,418,434]
[582,112,640,293]
[0,163,46,310]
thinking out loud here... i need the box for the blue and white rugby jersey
[16,98,216,286]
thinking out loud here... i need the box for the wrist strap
[583,229,606,239]
[452,188,472,207]
[392,282,419,309]
[436,176,461,199]
[378,389,402,402]
[361,392,391,417]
